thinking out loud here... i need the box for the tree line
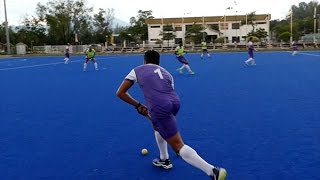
[0,0,319,49]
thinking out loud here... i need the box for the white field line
[296,52,320,57]
[0,60,82,71]
[0,57,120,71]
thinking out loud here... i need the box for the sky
[0,0,307,25]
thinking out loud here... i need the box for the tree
[118,27,134,46]
[36,0,93,44]
[291,1,319,21]
[270,1,320,42]
[14,17,47,47]
[0,23,15,51]
[93,8,114,44]
[185,24,205,45]
[247,36,260,43]
[247,11,257,33]
[240,11,257,32]
[279,32,291,42]
[159,24,176,47]
[214,37,225,43]
[127,10,154,44]
[247,28,268,41]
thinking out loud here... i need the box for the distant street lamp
[3,0,10,54]
[182,12,190,45]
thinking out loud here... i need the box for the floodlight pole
[290,9,293,44]
[314,7,317,43]
[224,15,227,44]
[202,16,205,41]
[4,0,11,54]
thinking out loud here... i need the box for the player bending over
[201,41,211,59]
[116,50,227,180]
[83,46,98,71]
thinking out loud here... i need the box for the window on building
[219,23,228,30]
[150,26,160,28]
[207,24,219,31]
[232,36,240,43]
[225,37,229,43]
[163,25,174,31]
[232,23,240,29]
[256,22,267,24]
[150,39,158,41]
[175,38,182,44]
[185,25,193,31]
[175,27,182,31]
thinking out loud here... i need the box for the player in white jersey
[292,41,298,56]
[244,37,256,66]
[64,43,70,64]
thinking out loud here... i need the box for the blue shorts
[150,102,180,139]
[177,56,189,64]
[202,49,208,53]
[248,51,254,58]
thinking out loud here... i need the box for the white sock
[64,58,69,63]
[245,58,253,63]
[179,145,214,176]
[154,131,169,160]
[292,51,297,56]
[185,65,193,72]
[94,62,98,69]
[83,63,87,70]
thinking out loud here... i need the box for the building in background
[145,14,271,46]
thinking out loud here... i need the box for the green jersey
[201,42,207,50]
[175,46,184,56]
[86,49,95,58]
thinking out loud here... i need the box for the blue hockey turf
[0,51,319,180]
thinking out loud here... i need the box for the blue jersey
[125,64,180,108]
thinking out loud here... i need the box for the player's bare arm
[116,79,149,116]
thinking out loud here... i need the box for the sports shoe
[210,167,227,180]
[152,158,173,169]
[189,71,195,75]
[176,68,183,74]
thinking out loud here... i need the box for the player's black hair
[144,50,160,65]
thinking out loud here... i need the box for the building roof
[145,14,271,24]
